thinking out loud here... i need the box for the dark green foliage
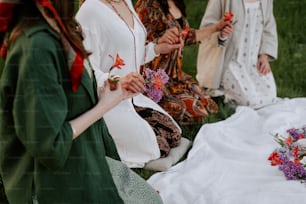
[0,176,7,203]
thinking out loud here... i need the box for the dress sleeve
[83,28,108,87]
[199,0,223,28]
[259,1,278,60]
[76,5,109,87]
[135,0,164,43]
[12,35,73,170]
[198,0,223,46]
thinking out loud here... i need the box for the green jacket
[0,23,123,204]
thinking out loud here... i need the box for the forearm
[69,103,109,140]
[195,24,218,42]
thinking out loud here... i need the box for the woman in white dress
[197,0,278,109]
[76,0,183,168]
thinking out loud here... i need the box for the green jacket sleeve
[12,32,73,170]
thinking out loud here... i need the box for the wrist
[154,37,160,44]
[259,54,269,60]
[154,43,160,56]
[218,33,228,41]
[213,24,220,33]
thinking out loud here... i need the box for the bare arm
[69,81,139,139]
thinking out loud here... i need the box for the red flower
[299,134,305,139]
[153,75,163,90]
[268,152,283,166]
[224,12,234,21]
[292,146,299,157]
[181,28,190,39]
[285,136,293,146]
[109,54,125,70]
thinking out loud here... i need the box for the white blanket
[148,98,306,204]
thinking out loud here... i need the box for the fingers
[159,27,180,44]
[220,25,233,38]
[120,73,145,93]
[257,60,271,75]
[257,54,271,75]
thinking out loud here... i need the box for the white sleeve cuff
[144,42,160,64]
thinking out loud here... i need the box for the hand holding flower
[120,72,145,94]
[97,80,139,112]
[157,27,180,44]
[215,12,235,41]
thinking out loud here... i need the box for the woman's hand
[157,27,180,44]
[219,24,233,39]
[154,42,182,55]
[97,80,139,111]
[257,54,271,75]
[154,27,182,55]
[215,17,233,32]
[120,72,145,93]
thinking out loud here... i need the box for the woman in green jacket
[0,0,162,203]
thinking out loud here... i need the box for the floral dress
[135,0,218,125]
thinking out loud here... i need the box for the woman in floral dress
[135,0,233,124]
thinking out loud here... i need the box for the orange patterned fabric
[135,0,218,125]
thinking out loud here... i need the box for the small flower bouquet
[143,68,169,103]
[108,53,125,90]
[268,126,306,183]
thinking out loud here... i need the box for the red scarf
[0,0,84,92]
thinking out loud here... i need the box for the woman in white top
[76,0,182,168]
[197,0,278,109]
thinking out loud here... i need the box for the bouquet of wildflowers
[143,68,169,103]
[108,53,125,90]
[268,126,306,183]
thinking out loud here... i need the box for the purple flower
[279,161,306,180]
[143,68,169,103]
[287,128,301,141]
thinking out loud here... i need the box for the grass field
[1,0,306,202]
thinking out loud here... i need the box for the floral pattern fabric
[135,0,218,125]
[135,106,181,157]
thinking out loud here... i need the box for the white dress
[76,0,181,168]
[222,1,277,109]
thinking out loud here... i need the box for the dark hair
[157,0,186,17]
[6,0,88,58]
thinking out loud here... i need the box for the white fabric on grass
[148,98,306,204]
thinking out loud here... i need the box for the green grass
[1,0,306,202]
